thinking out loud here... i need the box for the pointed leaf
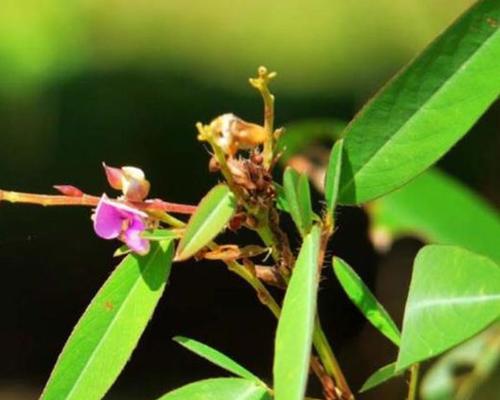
[360,362,403,393]
[41,241,175,400]
[368,168,500,264]
[173,336,264,385]
[396,245,500,371]
[333,257,401,346]
[339,0,500,204]
[324,139,344,216]
[157,378,271,400]
[274,226,321,400]
[176,184,236,260]
[283,167,313,237]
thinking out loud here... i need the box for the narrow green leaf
[157,378,271,400]
[396,245,500,371]
[339,0,500,204]
[277,118,346,164]
[142,229,179,241]
[173,336,264,385]
[324,139,344,215]
[332,257,401,346]
[368,168,500,264]
[274,226,321,400]
[274,182,290,213]
[283,167,313,237]
[41,241,175,400]
[360,362,403,393]
[421,325,500,400]
[176,184,236,260]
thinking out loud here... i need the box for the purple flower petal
[93,195,124,239]
[124,216,150,254]
[93,194,150,255]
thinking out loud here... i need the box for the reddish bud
[53,185,84,197]
[103,163,124,190]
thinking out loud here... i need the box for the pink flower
[93,194,150,255]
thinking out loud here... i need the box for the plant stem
[313,316,353,399]
[408,364,420,400]
[0,189,197,214]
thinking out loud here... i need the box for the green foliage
[142,229,179,241]
[277,119,345,164]
[41,241,174,400]
[332,257,400,346]
[369,168,500,263]
[324,139,344,217]
[360,362,403,393]
[176,184,236,260]
[283,167,314,237]
[421,325,500,400]
[397,245,500,371]
[338,0,500,205]
[173,336,264,385]
[273,226,321,400]
[157,378,271,400]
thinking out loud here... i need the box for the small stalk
[313,317,353,399]
[0,189,197,215]
[407,364,420,400]
[249,66,276,170]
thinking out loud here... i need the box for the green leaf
[283,167,313,237]
[396,245,500,371]
[142,229,179,241]
[332,257,400,346]
[157,378,271,400]
[176,184,236,260]
[368,168,500,264]
[421,324,500,400]
[324,139,344,216]
[274,182,290,213]
[274,226,321,400]
[338,0,500,204]
[277,118,346,164]
[41,241,175,400]
[360,362,403,393]
[173,336,264,385]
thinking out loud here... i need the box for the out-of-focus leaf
[333,257,400,346]
[368,168,500,264]
[338,0,500,204]
[360,362,403,393]
[273,226,321,400]
[176,184,236,260]
[173,336,264,385]
[277,119,346,164]
[396,245,500,371]
[324,139,344,216]
[421,324,500,400]
[41,241,174,400]
[156,378,271,400]
[283,167,313,237]
[142,229,179,241]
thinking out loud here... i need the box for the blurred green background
[1,1,498,399]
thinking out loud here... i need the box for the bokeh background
[0,1,498,399]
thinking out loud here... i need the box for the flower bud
[102,163,150,201]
